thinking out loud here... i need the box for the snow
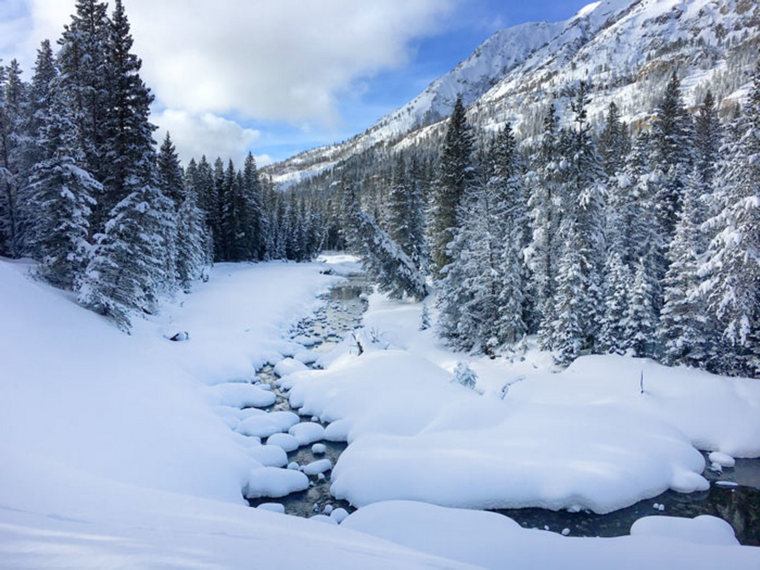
[281,289,760,514]
[236,410,300,437]
[630,515,739,546]
[303,458,333,475]
[289,422,326,446]
[267,432,300,452]
[247,444,288,467]
[709,451,736,468]
[342,501,760,569]
[274,357,309,377]
[1,258,469,569]
[207,382,277,408]
[244,467,309,498]
[256,502,285,513]
[312,443,327,454]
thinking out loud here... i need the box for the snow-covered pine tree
[100,0,158,225]
[242,152,264,260]
[651,71,693,240]
[353,210,427,301]
[78,0,175,329]
[658,169,708,367]
[624,256,659,358]
[57,0,110,187]
[699,65,760,377]
[429,96,474,275]
[25,75,100,289]
[176,185,209,292]
[550,82,606,363]
[0,60,27,257]
[492,123,528,346]
[694,91,721,190]
[387,153,424,268]
[598,251,631,354]
[437,146,500,353]
[526,104,561,347]
[599,101,629,177]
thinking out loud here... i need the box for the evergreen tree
[526,104,561,346]
[176,188,208,292]
[429,96,474,274]
[699,65,760,377]
[0,60,27,257]
[26,77,100,288]
[550,83,606,362]
[100,0,157,227]
[57,0,110,183]
[598,251,631,354]
[651,71,693,239]
[599,101,629,177]
[242,152,263,260]
[624,257,659,358]
[658,170,708,367]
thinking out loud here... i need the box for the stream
[245,272,760,545]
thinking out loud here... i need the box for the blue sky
[250,0,593,162]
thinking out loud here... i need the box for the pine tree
[26,77,100,288]
[176,186,209,292]
[694,91,721,189]
[699,65,760,377]
[599,101,629,177]
[598,251,631,354]
[651,71,693,239]
[492,123,528,346]
[100,0,157,227]
[526,104,561,346]
[353,210,427,300]
[242,152,263,260]
[624,257,659,358]
[658,170,707,367]
[551,82,606,362]
[429,96,474,274]
[57,0,110,183]
[0,60,27,257]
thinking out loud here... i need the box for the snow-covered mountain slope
[266,0,759,186]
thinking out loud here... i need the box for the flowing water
[244,272,760,544]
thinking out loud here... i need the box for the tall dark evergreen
[26,75,100,288]
[0,60,26,257]
[429,96,474,275]
[599,101,629,177]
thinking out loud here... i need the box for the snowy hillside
[266,0,759,185]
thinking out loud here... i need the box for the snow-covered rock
[237,411,300,437]
[207,382,276,409]
[267,432,300,452]
[303,459,333,476]
[274,357,309,377]
[289,422,326,446]
[245,467,309,498]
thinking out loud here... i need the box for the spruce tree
[658,170,707,367]
[598,251,631,354]
[429,96,473,275]
[0,60,27,257]
[651,71,693,239]
[242,152,263,260]
[599,101,629,177]
[526,104,561,347]
[624,257,659,358]
[699,65,760,377]
[26,77,100,288]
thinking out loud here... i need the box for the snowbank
[342,501,760,569]
[282,290,760,514]
[1,258,462,568]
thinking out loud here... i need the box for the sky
[1,0,592,166]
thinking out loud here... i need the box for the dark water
[245,272,760,545]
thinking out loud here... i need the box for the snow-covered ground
[2,255,759,568]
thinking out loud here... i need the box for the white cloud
[8,0,454,158]
[153,109,260,166]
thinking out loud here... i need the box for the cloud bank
[4,0,453,163]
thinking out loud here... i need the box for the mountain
[266,0,759,187]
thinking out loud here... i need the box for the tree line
[336,69,759,378]
[0,0,321,331]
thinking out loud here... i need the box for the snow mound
[245,467,309,498]
[289,422,326,446]
[274,357,309,377]
[267,432,300,452]
[237,411,300,437]
[630,515,739,546]
[303,459,333,476]
[207,382,276,409]
[248,444,288,468]
[342,501,760,569]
